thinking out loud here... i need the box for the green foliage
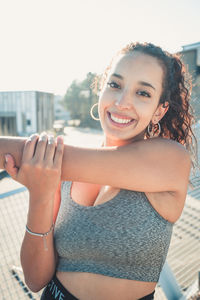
[62,72,101,129]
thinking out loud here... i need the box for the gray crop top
[54,181,173,282]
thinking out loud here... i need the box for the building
[180,41,200,121]
[54,94,70,121]
[0,91,54,136]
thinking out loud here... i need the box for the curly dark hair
[95,42,198,170]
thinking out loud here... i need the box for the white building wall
[0,91,54,136]
[8,91,36,135]
[16,92,22,133]
[36,92,54,133]
[23,91,37,134]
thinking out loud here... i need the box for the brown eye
[107,81,121,89]
[137,90,151,98]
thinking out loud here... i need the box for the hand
[4,133,64,201]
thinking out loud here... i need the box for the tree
[62,72,101,129]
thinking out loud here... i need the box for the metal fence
[0,187,42,299]
[0,126,200,299]
[0,179,200,299]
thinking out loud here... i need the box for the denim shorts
[40,274,155,299]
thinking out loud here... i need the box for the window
[26,119,31,126]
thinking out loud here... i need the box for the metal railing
[1,124,200,299]
[0,186,42,299]
[0,182,199,299]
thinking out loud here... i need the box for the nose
[114,89,133,110]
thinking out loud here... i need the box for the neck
[103,134,145,147]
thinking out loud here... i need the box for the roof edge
[182,42,200,51]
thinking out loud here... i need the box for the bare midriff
[56,271,157,300]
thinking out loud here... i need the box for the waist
[56,271,156,300]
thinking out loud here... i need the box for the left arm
[2,136,191,194]
[61,138,191,193]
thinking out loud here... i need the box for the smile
[107,112,135,127]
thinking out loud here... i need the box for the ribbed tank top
[54,181,173,282]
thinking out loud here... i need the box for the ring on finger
[48,135,55,145]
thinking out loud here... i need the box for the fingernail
[48,135,55,144]
[39,132,47,142]
[57,136,63,143]
[5,154,9,162]
[29,134,38,141]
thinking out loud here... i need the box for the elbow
[24,275,51,293]
[28,286,43,293]
[25,279,46,293]
[21,266,56,293]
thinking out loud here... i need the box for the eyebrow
[139,81,156,90]
[111,73,156,90]
[111,73,124,80]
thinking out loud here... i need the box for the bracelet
[25,224,54,251]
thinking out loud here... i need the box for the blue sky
[0,0,199,95]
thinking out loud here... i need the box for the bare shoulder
[142,137,191,170]
[143,136,189,153]
[126,137,192,193]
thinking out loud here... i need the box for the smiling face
[98,51,169,146]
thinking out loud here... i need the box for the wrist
[29,191,55,205]
[28,197,54,217]
[25,223,54,251]
[27,195,54,229]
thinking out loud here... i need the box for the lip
[107,111,136,128]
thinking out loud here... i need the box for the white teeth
[110,113,133,124]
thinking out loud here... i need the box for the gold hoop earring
[90,103,100,121]
[147,122,161,138]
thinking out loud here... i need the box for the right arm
[21,192,57,292]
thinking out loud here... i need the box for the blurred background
[0,0,200,299]
[0,0,200,136]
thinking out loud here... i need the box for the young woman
[1,42,196,300]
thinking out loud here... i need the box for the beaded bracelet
[25,224,54,251]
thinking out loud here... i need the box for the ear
[152,101,169,124]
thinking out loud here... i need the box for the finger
[44,135,56,162]
[21,134,39,163]
[54,136,64,168]
[33,132,48,162]
[4,154,19,179]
